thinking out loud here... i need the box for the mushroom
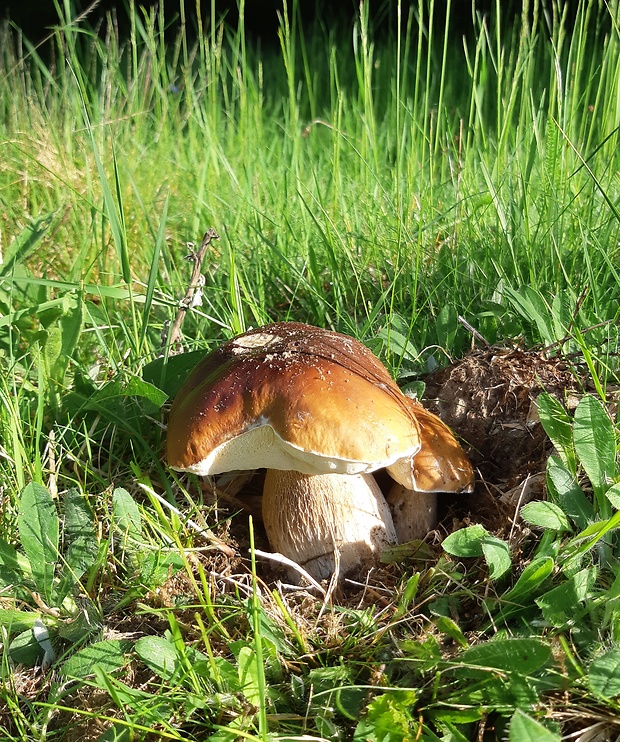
[165,321,474,580]
[166,322,422,580]
[385,398,475,543]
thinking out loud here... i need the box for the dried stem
[167,228,220,351]
[253,549,327,595]
[458,315,491,348]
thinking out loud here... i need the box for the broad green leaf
[0,297,69,329]
[56,601,102,643]
[334,684,366,722]
[142,349,206,399]
[237,646,261,706]
[573,396,616,503]
[442,524,488,557]
[43,293,84,396]
[61,639,129,679]
[481,535,512,579]
[430,707,484,728]
[307,663,352,692]
[537,393,575,473]
[0,537,30,578]
[119,376,169,408]
[550,292,573,346]
[92,668,173,723]
[535,567,597,627]
[546,456,592,530]
[135,633,211,686]
[353,692,416,742]
[9,627,45,667]
[520,501,571,532]
[139,550,184,588]
[112,488,143,571]
[605,483,620,510]
[193,655,239,691]
[64,488,96,541]
[433,616,468,648]
[97,723,132,742]
[376,326,419,363]
[0,609,44,633]
[0,565,26,594]
[135,636,182,683]
[399,636,442,671]
[589,649,620,698]
[57,489,99,602]
[509,709,561,742]
[17,483,59,604]
[453,638,551,675]
[502,557,554,605]
[91,376,168,412]
[57,534,99,603]
[112,487,142,542]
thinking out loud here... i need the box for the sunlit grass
[1,0,618,366]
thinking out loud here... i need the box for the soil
[422,345,583,528]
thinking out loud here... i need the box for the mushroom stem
[386,484,438,543]
[262,470,397,582]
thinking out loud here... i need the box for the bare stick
[253,548,326,595]
[457,315,491,348]
[543,318,614,353]
[167,228,220,351]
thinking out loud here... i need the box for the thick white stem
[386,484,438,543]
[262,470,397,582]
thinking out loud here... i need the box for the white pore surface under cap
[172,423,419,477]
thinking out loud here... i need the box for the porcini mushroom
[166,322,422,580]
[385,398,475,543]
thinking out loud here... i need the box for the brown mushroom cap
[385,399,474,543]
[386,399,475,493]
[166,322,422,477]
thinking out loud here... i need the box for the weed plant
[0,0,619,739]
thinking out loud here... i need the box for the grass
[1,0,620,739]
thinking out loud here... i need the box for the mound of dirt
[422,346,582,525]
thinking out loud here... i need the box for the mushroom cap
[386,398,474,493]
[166,322,421,477]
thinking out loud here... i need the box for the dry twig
[166,228,220,352]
